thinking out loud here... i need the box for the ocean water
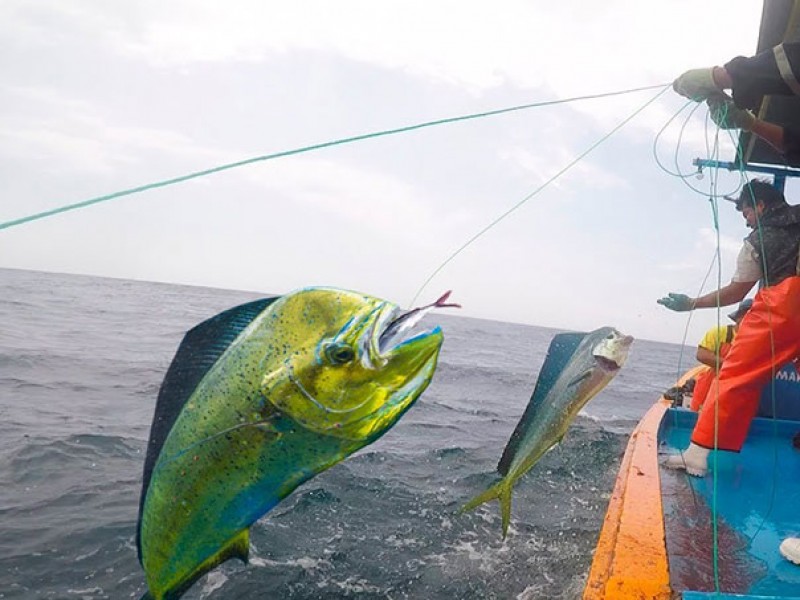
[0,268,688,599]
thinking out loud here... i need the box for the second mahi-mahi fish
[462,326,633,537]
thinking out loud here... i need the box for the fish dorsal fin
[497,332,586,476]
[136,296,278,563]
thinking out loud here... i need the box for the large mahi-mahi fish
[137,287,454,599]
[462,326,632,537]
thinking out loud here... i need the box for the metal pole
[692,158,800,180]
[773,173,787,193]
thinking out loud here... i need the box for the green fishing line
[409,84,671,306]
[1,84,667,232]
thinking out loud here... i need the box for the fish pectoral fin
[255,421,280,436]
[567,370,592,388]
[253,410,292,439]
[228,529,251,564]
[158,529,251,600]
[199,528,250,569]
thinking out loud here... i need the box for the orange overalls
[690,327,734,412]
[692,276,800,451]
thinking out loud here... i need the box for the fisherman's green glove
[707,95,755,130]
[673,68,720,101]
[657,293,695,312]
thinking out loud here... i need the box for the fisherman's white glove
[657,293,695,312]
[707,95,755,130]
[673,68,721,101]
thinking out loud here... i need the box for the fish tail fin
[461,478,515,538]
[460,480,503,514]
[499,483,513,539]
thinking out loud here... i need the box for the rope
[707,124,723,592]
[661,99,788,587]
[652,98,745,198]
[0,83,668,232]
[659,101,734,591]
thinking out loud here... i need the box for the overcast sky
[2,0,786,345]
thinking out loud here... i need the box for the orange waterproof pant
[690,367,714,412]
[692,276,800,451]
[690,342,732,411]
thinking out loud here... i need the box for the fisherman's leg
[695,280,800,449]
[666,279,800,474]
[697,326,799,448]
[781,538,800,564]
[692,372,763,451]
[690,367,713,412]
[664,357,769,475]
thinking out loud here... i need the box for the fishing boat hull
[584,363,800,599]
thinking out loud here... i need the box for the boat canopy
[738,0,800,167]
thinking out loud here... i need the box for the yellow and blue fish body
[136,287,445,599]
[462,326,632,537]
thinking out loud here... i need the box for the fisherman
[689,298,753,412]
[658,179,800,477]
[673,42,800,165]
[673,43,800,566]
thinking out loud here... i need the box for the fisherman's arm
[750,118,789,154]
[748,121,800,167]
[691,280,756,310]
[695,326,726,368]
[696,345,722,369]
[707,94,800,165]
[674,43,800,106]
[724,43,800,109]
[659,240,760,312]
[658,281,755,312]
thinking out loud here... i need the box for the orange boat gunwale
[582,397,671,599]
[583,366,705,600]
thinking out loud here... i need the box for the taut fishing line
[408,84,671,306]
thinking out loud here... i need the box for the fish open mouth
[592,333,633,373]
[376,291,460,354]
[595,355,622,372]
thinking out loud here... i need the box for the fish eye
[323,342,355,365]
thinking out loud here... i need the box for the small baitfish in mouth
[379,291,461,353]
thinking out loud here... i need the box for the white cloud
[123,1,757,84]
[4,1,762,91]
[1,0,764,149]
[502,144,629,193]
[0,86,227,176]
[240,157,439,244]
[696,226,743,256]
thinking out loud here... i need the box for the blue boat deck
[660,408,800,598]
